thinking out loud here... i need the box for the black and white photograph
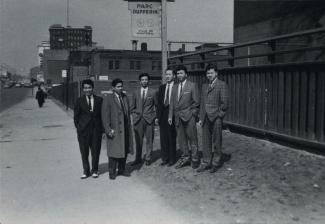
[1,0,325,223]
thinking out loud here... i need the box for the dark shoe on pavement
[109,173,116,180]
[145,160,151,166]
[221,153,232,163]
[175,158,191,169]
[117,170,131,177]
[191,161,200,169]
[209,164,223,173]
[167,161,176,167]
[130,160,142,166]
[196,164,211,173]
[160,161,169,166]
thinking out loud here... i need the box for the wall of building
[43,49,69,85]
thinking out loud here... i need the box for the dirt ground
[127,128,325,224]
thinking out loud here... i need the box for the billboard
[128,2,161,38]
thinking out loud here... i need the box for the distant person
[74,79,103,179]
[101,79,133,180]
[35,87,46,108]
[197,64,230,173]
[156,68,177,166]
[168,65,200,169]
[130,73,157,166]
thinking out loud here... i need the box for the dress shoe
[175,158,191,169]
[191,161,200,169]
[109,173,116,180]
[130,160,142,166]
[160,161,169,166]
[117,170,131,177]
[196,164,211,173]
[221,153,232,163]
[80,174,90,179]
[167,161,176,167]
[145,160,151,166]
[92,172,99,178]
[209,164,222,173]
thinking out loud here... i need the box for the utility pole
[161,0,168,81]
[67,0,70,26]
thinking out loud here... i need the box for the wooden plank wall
[188,63,325,146]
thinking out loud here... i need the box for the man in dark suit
[74,79,103,179]
[131,73,157,166]
[101,78,133,180]
[168,65,200,169]
[197,64,230,173]
[156,68,177,166]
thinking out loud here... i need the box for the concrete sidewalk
[0,96,187,224]
[1,96,325,224]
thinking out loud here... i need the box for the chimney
[141,42,147,51]
[131,40,138,51]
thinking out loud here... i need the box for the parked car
[15,83,22,88]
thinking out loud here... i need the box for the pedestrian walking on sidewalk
[35,86,46,108]
[197,64,230,173]
[156,68,177,167]
[74,79,103,179]
[130,73,157,167]
[101,79,134,180]
[168,65,200,169]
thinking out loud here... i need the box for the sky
[0,0,234,75]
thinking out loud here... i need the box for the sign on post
[61,70,67,78]
[128,2,161,38]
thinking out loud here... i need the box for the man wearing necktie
[156,68,177,166]
[197,64,230,173]
[74,79,103,179]
[131,73,158,166]
[168,65,200,169]
[101,78,133,180]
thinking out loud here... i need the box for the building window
[158,61,162,70]
[191,63,195,70]
[136,61,141,70]
[109,60,114,70]
[130,61,134,70]
[152,61,156,70]
[115,60,120,70]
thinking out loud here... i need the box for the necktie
[208,82,213,92]
[87,95,92,111]
[118,94,126,116]
[164,84,170,106]
[142,89,146,100]
[178,83,182,101]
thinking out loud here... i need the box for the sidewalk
[1,96,325,224]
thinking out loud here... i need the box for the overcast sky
[0,0,233,75]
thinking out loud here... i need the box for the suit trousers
[176,116,199,162]
[77,123,102,174]
[159,106,176,164]
[108,156,127,175]
[134,117,154,161]
[201,116,223,166]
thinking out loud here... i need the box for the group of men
[73,64,230,180]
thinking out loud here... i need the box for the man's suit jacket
[156,83,176,124]
[131,88,157,125]
[74,95,103,136]
[199,78,229,124]
[168,80,200,126]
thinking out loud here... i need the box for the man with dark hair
[131,73,157,166]
[101,78,133,180]
[156,68,177,166]
[197,64,230,173]
[168,65,200,169]
[74,79,103,179]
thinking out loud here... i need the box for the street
[1,94,325,224]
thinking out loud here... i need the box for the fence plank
[292,71,300,137]
[299,71,308,138]
[265,71,273,130]
[307,72,316,140]
[284,71,292,135]
[277,71,285,133]
[315,71,325,143]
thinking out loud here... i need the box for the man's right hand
[168,118,172,125]
[198,120,202,126]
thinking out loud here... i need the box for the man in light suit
[156,68,177,166]
[168,65,200,169]
[197,64,230,173]
[74,79,103,179]
[131,73,158,166]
